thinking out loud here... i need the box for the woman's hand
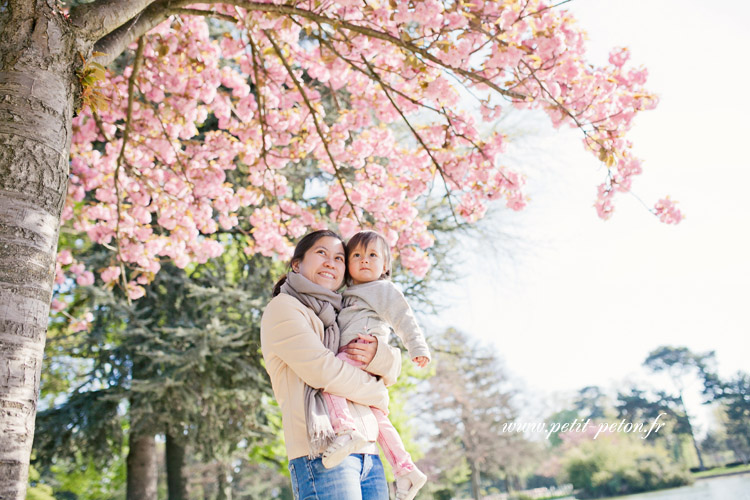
[339,333,378,366]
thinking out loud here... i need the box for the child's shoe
[321,429,368,469]
[395,467,427,500]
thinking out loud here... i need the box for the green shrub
[561,432,692,498]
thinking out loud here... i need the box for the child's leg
[322,392,356,434]
[321,351,370,469]
[371,407,415,477]
[322,352,360,433]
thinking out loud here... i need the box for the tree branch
[92,1,238,65]
[518,59,608,153]
[90,0,526,104]
[92,1,172,65]
[167,8,237,23]
[359,55,459,221]
[264,30,362,225]
[242,24,289,221]
[518,0,574,21]
[216,1,528,100]
[114,36,146,302]
[310,27,442,116]
[70,0,159,42]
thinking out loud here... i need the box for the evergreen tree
[34,241,278,498]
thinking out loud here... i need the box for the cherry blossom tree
[0,0,681,497]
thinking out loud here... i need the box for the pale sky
[428,0,750,430]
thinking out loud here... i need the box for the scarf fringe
[308,429,337,459]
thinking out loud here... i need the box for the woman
[261,229,402,499]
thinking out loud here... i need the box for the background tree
[420,328,530,499]
[643,346,715,470]
[33,241,276,499]
[702,371,750,465]
[615,387,697,465]
[1,0,682,495]
[573,386,609,420]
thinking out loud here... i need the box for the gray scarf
[280,271,342,456]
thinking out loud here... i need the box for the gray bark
[70,0,160,41]
[126,434,158,500]
[0,0,187,495]
[0,2,76,498]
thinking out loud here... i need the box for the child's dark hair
[346,230,392,283]
[272,229,345,296]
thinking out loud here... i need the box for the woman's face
[292,236,346,290]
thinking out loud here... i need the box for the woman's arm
[339,334,402,387]
[261,295,389,411]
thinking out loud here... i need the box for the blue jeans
[288,454,389,500]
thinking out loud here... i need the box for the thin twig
[168,8,238,23]
[264,29,362,225]
[358,55,460,222]
[518,0,574,20]
[222,1,527,99]
[114,36,146,304]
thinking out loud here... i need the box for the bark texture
[166,433,189,500]
[126,434,158,500]
[0,2,76,498]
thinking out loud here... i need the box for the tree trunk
[166,432,189,500]
[202,467,213,500]
[127,434,158,500]
[469,460,481,500]
[0,3,77,499]
[216,464,232,500]
[679,393,706,470]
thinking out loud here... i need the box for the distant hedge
[563,434,692,498]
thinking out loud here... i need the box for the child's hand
[412,356,429,368]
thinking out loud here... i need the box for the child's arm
[366,282,431,365]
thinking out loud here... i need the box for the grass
[691,462,750,479]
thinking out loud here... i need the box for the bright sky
[428,0,750,431]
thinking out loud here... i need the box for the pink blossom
[608,47,630,68]
[50,298,67,313]
[76,271,95,286]
[60,6,677,302]
[399,247,430,278]
[127,282,146,300]
[100,266,121,284]
[57,250,73,266]
[69,312,94,333]
[338,218,360,239]
[654,197,683,224]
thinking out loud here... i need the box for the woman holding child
[260,229,429,500]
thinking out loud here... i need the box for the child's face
[348,241,388,285]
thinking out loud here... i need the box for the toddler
[322,230,430,500]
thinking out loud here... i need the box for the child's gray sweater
[338,280,431,361]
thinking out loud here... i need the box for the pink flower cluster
[56,0,679,320]
[653,197,683,224]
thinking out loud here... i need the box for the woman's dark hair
[345,230,392,284]
[272,229,345,296]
